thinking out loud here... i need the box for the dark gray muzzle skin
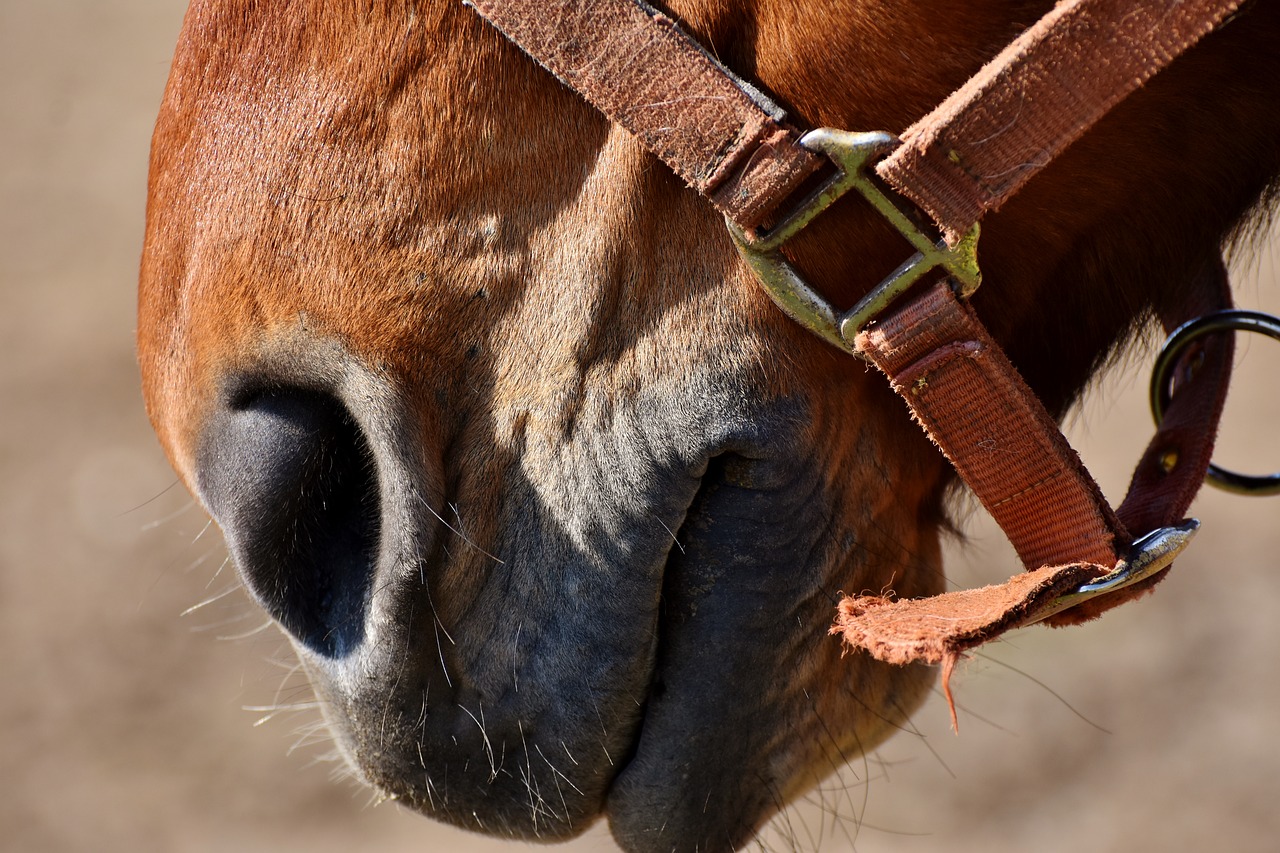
[193,341,927,853]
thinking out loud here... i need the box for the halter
[466,0,1271,692]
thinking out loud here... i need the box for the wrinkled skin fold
[138,2,1280,851]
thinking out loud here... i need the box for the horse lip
[603,450,831,852]
[341,413,817,845]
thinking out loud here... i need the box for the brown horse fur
[138,1,1280,851]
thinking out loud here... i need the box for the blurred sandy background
[3,2,1278,851]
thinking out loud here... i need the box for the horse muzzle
[182,331,937,852]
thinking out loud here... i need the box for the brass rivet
[1159,450,1179,473]
[912,375,929,395]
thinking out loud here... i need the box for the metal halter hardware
[1151,309,1280,495]
[721,127,1206,624]
[725,129,981,356]
[1023,521,1199,626]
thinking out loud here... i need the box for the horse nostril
[197,387,380,657]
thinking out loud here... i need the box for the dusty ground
[3,2,1278,851]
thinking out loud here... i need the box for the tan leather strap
[877,0,1247,246]
[468,0,822,229]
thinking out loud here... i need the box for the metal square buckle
[727,129,981,355]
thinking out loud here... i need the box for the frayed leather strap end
[832,560,1109,728]
[831,562,1105,667]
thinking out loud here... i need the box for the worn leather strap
[836,259,1234,667]
[467,0,822,229]
[877,0,1246,245]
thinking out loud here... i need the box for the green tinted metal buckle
[726,129,981,355]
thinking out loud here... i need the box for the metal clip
[726,128,981,355]
[1021,521,1199,627]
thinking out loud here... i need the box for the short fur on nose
[198,387,380,657]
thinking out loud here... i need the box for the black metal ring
[1150,309,1280,496]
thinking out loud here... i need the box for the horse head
[138,1,1280,850]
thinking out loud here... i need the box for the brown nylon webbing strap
[836,260,1234,664]
[470,0,1241,240]
[877,0,1246,245]
[468,0,822,229]
[1061,256,1236,625]
[855,282,1125,572]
